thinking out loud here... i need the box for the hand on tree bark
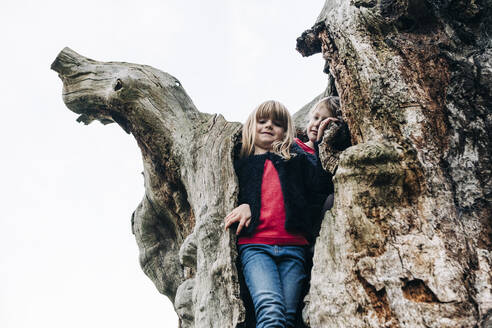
[319,120,351,174]
[316,117,340,142]
[224,204,251,235]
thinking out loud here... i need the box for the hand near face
[307,106,339,144]
[224,204,252,235]
[317,117,340,142]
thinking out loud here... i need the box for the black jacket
[234,143,333,242]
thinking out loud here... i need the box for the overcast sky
[0,1,327,327]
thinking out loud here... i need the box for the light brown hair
[241,100,294,159]
[308,96,340,118]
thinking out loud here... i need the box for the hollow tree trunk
[52,0,490,326]
[297,0,491,327]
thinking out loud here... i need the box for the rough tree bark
[52,0,490,326]
[297,0,491,327]
[51,48,244,327]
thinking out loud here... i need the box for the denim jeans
[238,244,307,328]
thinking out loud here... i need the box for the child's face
[306,105,333,142]
[254,117,285,154]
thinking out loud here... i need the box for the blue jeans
[238,244,307,328]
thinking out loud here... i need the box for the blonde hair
[241,100,294,159]
[308,96,340,118]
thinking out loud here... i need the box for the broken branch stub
[52,47,244,327]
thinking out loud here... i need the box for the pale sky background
[0,1,327,327]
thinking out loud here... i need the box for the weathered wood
[52,0,491,325]
[52,48,244,327]
[298,0,491,327]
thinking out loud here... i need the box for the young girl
[224,100,329,328]
[295,96,341,155]
[295,96,351,218]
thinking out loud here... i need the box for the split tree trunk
[297,0,491,327]
[51,48,244,327]
[52,0,490,326]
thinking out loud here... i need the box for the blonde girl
[295,96,341,154]
[294,96,347,224]
[224,100,329,328]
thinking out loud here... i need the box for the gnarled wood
[52,48,244,327]
[298,1,491,327]
[52,0,491,325]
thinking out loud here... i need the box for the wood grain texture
[52,48,244,327]
[52,0,491,324]
[299,0,491,327]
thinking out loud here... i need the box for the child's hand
[224,204,251,235]
[317,117,340,141]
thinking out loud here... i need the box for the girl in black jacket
[224,100,328,328]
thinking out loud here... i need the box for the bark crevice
[52,0,491,325]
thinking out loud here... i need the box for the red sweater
[238,159,308,245]
[294,137,315,155]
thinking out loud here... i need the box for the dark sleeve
[233,158,260,236]
[302,145,334,196]
[301,149,334,241]
[234,158,251,206]
[233,159,243,204]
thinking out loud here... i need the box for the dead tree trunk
[297,0,491,327]
[51,48,245,327]
[52,0,490,325]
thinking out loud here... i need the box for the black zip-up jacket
[234,143,333,242]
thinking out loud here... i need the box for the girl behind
[295,96,341,155]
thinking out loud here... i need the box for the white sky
[0,1,327,327]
